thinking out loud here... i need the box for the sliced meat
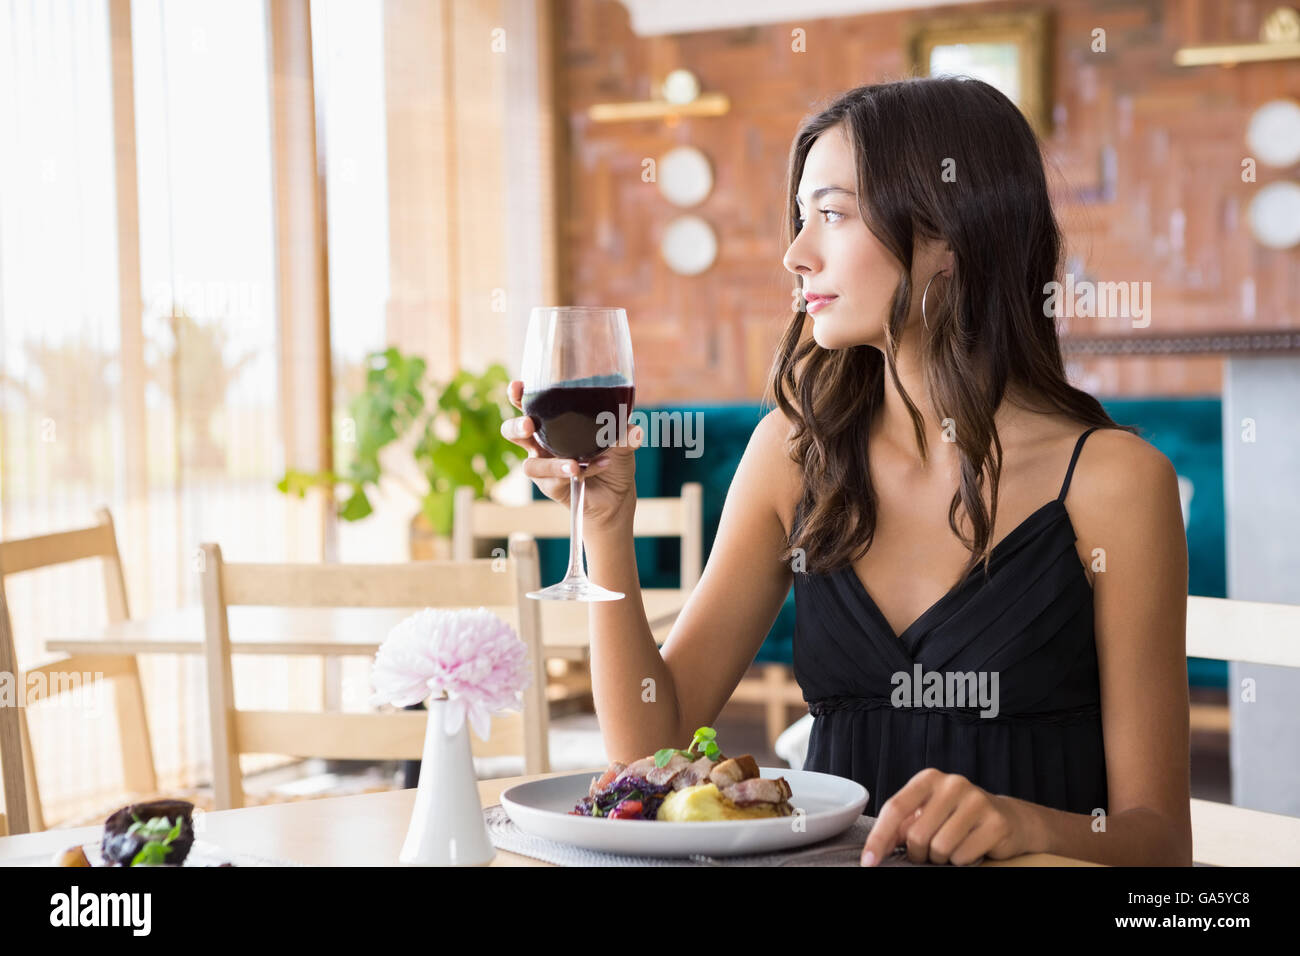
[708,754,760,790]
[588,761,627,797]
[646,752,694,786]
[612,756,658,784]
[671,755,717,791]
[722,777,792,807]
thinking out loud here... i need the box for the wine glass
[520,306,635,601]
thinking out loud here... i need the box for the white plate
[4,839,303,868]
[500,767,868,858]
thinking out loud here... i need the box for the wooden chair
[199,532,549,810]
[728,662,809,750]
[0,586,16,839]
[0,508,157,835]
[452,483,704,704]
[1183,596,1300,860]
[452,483,703,586]
[1185,595,1300,732]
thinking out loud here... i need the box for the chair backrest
[452,482,704,589]
[198,532,549,810]
[0,507,129,835]
[0,506,130,620]
[1186,595,1300,669]
[0,584,24,835]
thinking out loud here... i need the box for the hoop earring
[921,269,947,330]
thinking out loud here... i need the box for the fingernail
[861,850,876,867]
[562,463,573,475]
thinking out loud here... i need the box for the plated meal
[570,726,794,821]
[504,764,867,858]
[51,798,229,867]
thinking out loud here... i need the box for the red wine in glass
[522,383,636,464]
[520,306,635,601]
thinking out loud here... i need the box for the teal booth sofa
[534,397,1227,689]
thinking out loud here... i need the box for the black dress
[793,426,1109,817]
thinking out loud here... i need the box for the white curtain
[0,0,326,825]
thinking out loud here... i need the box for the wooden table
[0,768,1095,866]
[45,590,687,663]
[1188,797,1300,867]
[2,773,1290,866]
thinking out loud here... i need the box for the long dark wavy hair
[767,76,1138,584]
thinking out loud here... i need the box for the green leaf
[436,370,473,413]
[339,487,373,521]
[421,489,455,537]
[430,442,481,488]
[346,457,381,487]
[131,842,172,866]
[126,814,182,866]
[485,450,514,482]
[454,411,485,450]
[126,815,174,840]
[363,419,399,454]
[654,748,675,768]
[276,468,338,498]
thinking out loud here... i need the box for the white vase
[399,696,495,866]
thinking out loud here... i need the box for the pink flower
[369,607,532,741]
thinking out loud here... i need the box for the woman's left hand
[860,768,1041,866]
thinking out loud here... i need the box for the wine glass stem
[565,468,588,582]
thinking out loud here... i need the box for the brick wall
[558,0,1300,402]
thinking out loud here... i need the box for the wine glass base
[526,578,625,602]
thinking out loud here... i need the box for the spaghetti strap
[1057,426,1102,502]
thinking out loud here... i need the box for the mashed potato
[657,783,785,822]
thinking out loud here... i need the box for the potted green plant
[278,348,524,558]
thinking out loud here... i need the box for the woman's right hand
[501,380,643,532]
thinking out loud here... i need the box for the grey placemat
[483,804,933,867]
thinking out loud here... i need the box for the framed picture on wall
[906,10,1053,138]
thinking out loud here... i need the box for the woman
[502,77,1192,867]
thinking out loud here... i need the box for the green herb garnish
[127,815,183,866]
[654,726,724,767]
